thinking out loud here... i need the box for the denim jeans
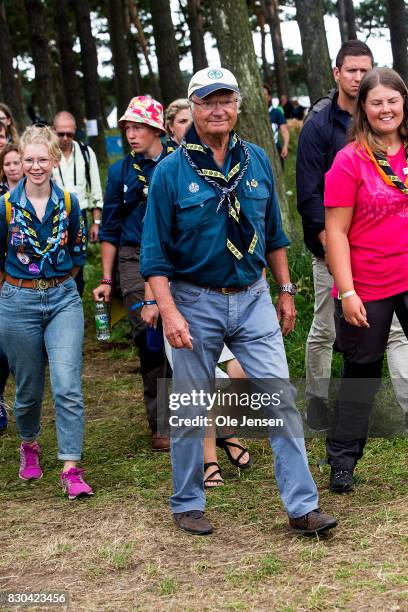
[0,278,85,460]
[169,277,319,518]
[0,347,9,395]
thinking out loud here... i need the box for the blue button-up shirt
[0,179,86,279]
[99,148,167,247]
[141,140,289,287]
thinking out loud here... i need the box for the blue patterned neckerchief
[13,185,67,271]
[181,124,257,260]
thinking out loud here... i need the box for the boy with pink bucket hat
[93,96,173,450]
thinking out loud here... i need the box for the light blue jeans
[170,277,319,518]
[0,278,85,460]
[0,347,9,395]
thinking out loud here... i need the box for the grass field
[0,134,407,611]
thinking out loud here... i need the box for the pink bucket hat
[118,96,165,133]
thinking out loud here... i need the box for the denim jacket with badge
[0,178,86,279]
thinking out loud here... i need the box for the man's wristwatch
[279,283,297,296]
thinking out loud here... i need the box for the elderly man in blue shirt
[141,67,337,536]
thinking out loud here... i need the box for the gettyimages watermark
[156,377,408,439]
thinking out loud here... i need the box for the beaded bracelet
[100,278,113,285]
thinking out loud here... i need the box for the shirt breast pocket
[240,185,269,222]
[176,188,215,232]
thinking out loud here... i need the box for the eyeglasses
[193,98,238,111]
[56,132,75,138]
[22,158,52,169]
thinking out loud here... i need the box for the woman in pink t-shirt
[324,68,408,491]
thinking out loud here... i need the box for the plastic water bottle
[95,300,110,341]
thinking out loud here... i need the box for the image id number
[0,591,69,606]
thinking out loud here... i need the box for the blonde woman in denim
[0,125,93,499]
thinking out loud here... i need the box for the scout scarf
[131,141,175,202]
[181,124,257,260]
[12,196,67,271]
[365,140,408,195]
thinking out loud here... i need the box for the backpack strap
[304,88,337,125]
[63,191,71,216]
[4,191,12,225]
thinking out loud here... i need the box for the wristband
[338,289,356,300]
[94,219,101,225]
[130,301,145,311]
[144,300,157,305]
[100,278,113,285]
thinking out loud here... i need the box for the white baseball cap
[188,67,240,99]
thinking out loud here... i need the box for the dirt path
[1,336,407,611]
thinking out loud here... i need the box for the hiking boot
[60,467,94,500]
[289,509,337,534]
[151,432,170,452]
[19,442,43,481]
[306,397,330,432]
[330,467,354,493]
[173,510,213,535]
[0,396,7,431]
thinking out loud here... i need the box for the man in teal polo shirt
[141,67,337,536]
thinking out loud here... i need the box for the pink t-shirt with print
[324,142,408,301]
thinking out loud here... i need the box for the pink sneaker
[19,442,43,481]
[60,467,93,500]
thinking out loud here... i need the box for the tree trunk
[337,0,357,41]
[186,0,208,73]
[50,45,67,111]
[70,0,107,162]
[150,0,184,106]
[386,0,408,84]
[337,0,346,42]
[261,0,290,98]
[253,3,272,87]
[345,0,357,40]
[127,31,142,96]
[23,0,57,122]
[210,0,294,239]
[127,0,161,100]
[108,0,132,119]
[295,0,334,104]
[54,0,84,129]
[0,0,24,129]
